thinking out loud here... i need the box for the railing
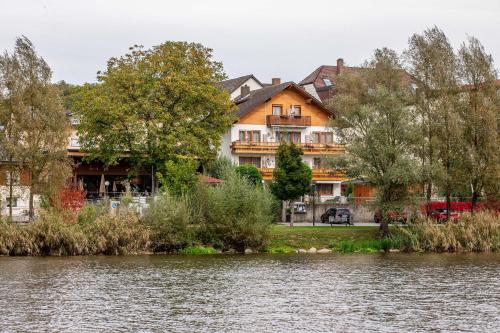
[231,141,345,154]
[266,115,311,126]
[258,168,346,180]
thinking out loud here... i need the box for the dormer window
[323,78,332,86]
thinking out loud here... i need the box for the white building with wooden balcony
[217,75,346,200]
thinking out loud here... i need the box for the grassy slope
[267,225,384,253]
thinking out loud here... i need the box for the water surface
[0,253,499,332]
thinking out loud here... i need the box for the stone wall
[292,203,375,223]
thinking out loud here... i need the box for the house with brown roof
[218,75,346,200]
[299,58,363,102]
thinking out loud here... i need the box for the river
[0,253,499,332]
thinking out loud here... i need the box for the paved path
[276,222,379,227]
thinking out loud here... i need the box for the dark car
[321,208,353,225]
[374,210,407,224]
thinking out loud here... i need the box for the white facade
[229,77,263,99]
[0,185,41,220]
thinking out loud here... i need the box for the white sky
[1,0,499,84]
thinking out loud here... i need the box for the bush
[392,212,500,252]
[84,212,150,255]
[142,193,193,252]
[180,245,218,254]
[196,169,273,251]
[235,163,263,185]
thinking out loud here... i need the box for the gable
[238,88,331,125]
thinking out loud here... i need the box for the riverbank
[266,225,388,253]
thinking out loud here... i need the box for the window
[312,132,334,144]
[277,131,301,143]
[6,197,18,207]
[272,104,283,116]
[290,105,301,117]
[239,130,261,142]
[239,156,261,168]
[323,78,332,86]
[317,184,333,195]
[70,137,80,147]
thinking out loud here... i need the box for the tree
[158,157,199,196]
[76,42,235,192]
[457,36,500,211]
[405,27,462,219]
[0,37,71,221]
[330,48,419,236]
[235,163,263,186]
[270,143,312,226]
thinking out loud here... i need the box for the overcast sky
[1,0,499,84]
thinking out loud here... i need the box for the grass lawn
[266,225,388,253]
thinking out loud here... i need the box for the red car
[429,209,459,223]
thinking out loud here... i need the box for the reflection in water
[0,254,499,332]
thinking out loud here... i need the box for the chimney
[336,58,344,75]
[272,78,281,85]
[240,85,250,97]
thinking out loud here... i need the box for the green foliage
[330,48,419,234]
[196,169,273,251]
[235,163,263,186]
[159,157,199,196]
[270,143,312,201]
[205,155,234,180]
[142,193,193,252]
[76,41,235,179]
[180,245,218,255]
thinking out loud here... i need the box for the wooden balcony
[258,168,346,181]
[231,141,345,155]
[266,115,311,127]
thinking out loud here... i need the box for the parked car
[321,208,352,225]
[429,209,459,223]
[293,202,307,214]
[374,210,407,224]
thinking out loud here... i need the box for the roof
[216,74,263,93]
[199,175,223,184]
[299,65,363,89]
[234,81,333,118]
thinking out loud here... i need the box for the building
[299,58,362,102]
[218,75,346,200]
[67,115,152,198]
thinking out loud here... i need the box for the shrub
[84,212,150,255]
[196,169,273,251]
[142,193,193,252]
[235,163,263,185]
[180,245,218,254]
[392,212,500,252]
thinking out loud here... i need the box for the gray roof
[216,74,262,93]
[234,81,332,118]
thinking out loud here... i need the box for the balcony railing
[231,140,345,155]
[258,168,346,181]
[266,115,311,127]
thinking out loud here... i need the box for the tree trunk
[379,216,389,238]
[446,189,451,221]
[28,187,34,222]
[426,182,432,217]
[471,190,478,215]
[8,170,13,221]
[281,200,287,223]
[289,201,294,227]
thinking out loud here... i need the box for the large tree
[405,27,462,218]
[330,48,419,235]
[270,143,312,226]
[76,42,235,192]
[457,36,500,210]
[0,37,71,220]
